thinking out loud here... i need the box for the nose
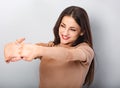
[63,29,69,36]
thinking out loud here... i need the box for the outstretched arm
[21,43,94,65]
[37,43,94,64]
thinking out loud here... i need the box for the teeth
[62,35,69,40]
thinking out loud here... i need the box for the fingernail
[6,60,10,63]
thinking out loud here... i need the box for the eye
[70,29,76,31]
[60,24,65,28]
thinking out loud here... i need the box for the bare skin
[4,16,94,88]
[4,38,25,63]
[4,39,94,88]
[37,42,94,88]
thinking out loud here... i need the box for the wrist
[35,45,43,57]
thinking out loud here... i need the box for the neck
[59,43,72,48]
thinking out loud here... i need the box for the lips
[61,35,70,40]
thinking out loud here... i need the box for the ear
[80,32,84,36]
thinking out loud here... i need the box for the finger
[5,55,21,62]
[16,38,25,44]
[5,56,11,63]
[10,56,21,62]
[11,58,21,62]
[22,56,32,62]
[6,59,11,63]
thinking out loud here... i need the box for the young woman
[4,6,94,88]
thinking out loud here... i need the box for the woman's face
[59,16,83,46]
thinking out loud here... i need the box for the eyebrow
[61,22,77,29]
[60,22,65,25]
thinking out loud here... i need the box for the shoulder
[79,43,94,55]
[76,42,94,62]
[76,42,90,47]
[35,41,54,47]
[76,42,93,52]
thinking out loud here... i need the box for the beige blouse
[36,42,94,88]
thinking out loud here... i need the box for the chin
[61,41,72,45]
[61,41,69,44]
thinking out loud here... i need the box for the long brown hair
[53,6,94,87]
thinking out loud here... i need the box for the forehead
[61,16,80,28]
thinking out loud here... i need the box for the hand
[20,43,39,61]
[4,38,25,63]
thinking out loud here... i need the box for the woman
[4,6,94,88]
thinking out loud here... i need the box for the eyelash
[60,24,76,31]
[70,29,76,31]
[60,24,65,28]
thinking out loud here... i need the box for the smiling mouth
[61,35,70,40]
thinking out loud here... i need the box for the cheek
[58,29,61,35]
[59,28,63,35]
[58,30,62,39]
[59,28,63,33]
[72,33,80,39]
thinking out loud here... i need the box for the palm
[4,42,21,62]
[21,44,37,61]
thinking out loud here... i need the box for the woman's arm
[21,42,94,64]
[36,41,54,47]
[37,43,94,64]
[20,41,54,61]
